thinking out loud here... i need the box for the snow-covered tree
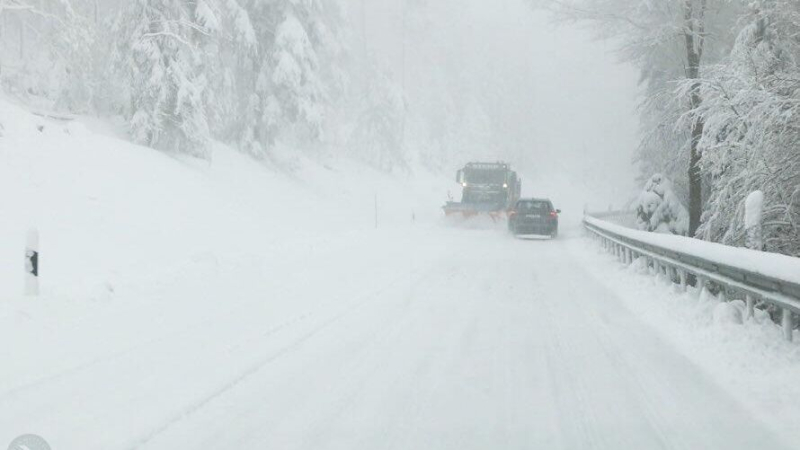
[194,0,256,140]
[237,0,346,157]
[111,0,211,157]
[348,60,406,171]
[48,2,97,112]
[691,1,800,256]
[535,0,741,236]
[635,173,690,235]
[0,0,97,111]
[635,90,692,204]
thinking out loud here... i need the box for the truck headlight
[503,183,508,188]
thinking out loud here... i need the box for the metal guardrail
[583,214,800,341]
[586,210,638,228]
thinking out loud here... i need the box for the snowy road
[0,225,791,449]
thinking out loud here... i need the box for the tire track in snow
[0,290,315,406]
[0,235,369,403]
[376,266,487,450]
[141,252,466,450]
[123,269,433,450]
[537,244,671,450]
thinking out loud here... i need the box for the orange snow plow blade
[443,202,509,223]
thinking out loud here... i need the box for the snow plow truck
[443,162,521,220]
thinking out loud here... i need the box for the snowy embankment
[0,97,447,302]
[567,230,800,444]
[0,97,449,442]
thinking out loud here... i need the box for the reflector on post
[25,228,39,296]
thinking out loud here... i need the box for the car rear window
[516,200,550,213]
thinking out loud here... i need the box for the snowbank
[568,236,800,444]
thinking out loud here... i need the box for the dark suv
[508,198,560,238]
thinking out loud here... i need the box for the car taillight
[550,211,558,218]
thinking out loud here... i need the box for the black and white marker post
[25,228,39,296]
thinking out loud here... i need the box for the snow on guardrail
[583,214,800,341]
[587,210,637,228]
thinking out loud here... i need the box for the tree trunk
[18,12,24,60]
[688,84,704,236]
[683,0,706,237]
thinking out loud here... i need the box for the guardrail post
[745,294,755,320]
[586,213,797,345]
[782,309,793,341]
[696,276,707,297]
[678,269,687,292]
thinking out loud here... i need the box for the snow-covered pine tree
[194,0,255,141]
[348,59,406,171]
[0,0,96,112]
[237,0,345,157]
[48,1,97,112]
[111,0,211,158]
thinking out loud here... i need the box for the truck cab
[455,162,521,211]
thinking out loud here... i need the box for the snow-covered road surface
[0,225,791,449]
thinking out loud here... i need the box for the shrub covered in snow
[635,174,690,235]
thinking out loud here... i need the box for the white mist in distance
[353,0,640,215]
[4,2,800,448]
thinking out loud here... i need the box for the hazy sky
[350,0,641,210]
